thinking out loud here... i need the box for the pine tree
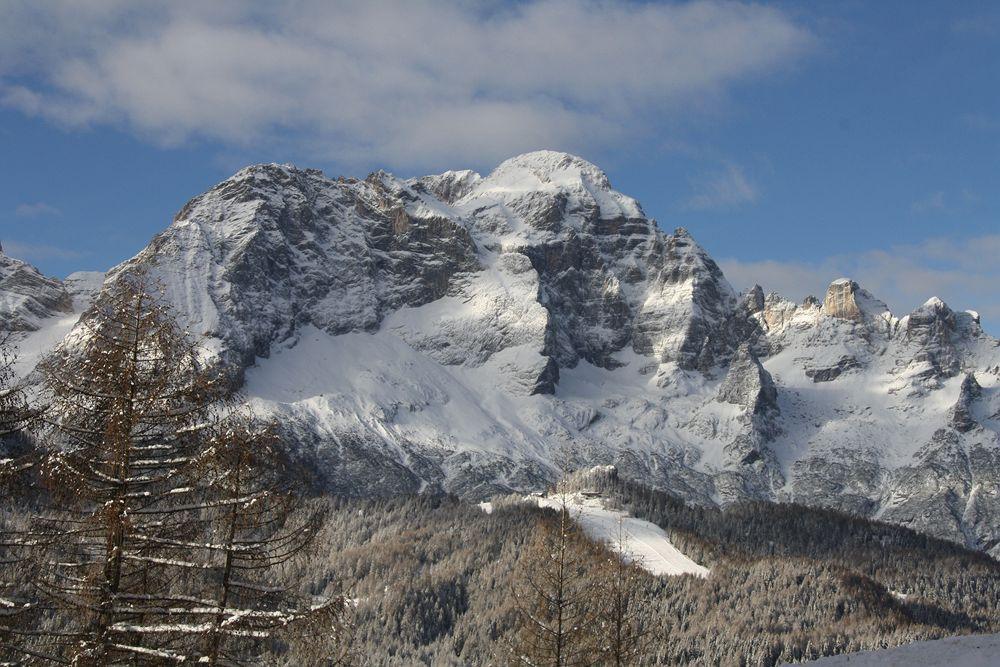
[507,503,600,667]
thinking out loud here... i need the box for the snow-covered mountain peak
[483,150,611,189]
[922,296,946,308]
[6,152,1000,558]
[465,150,644,223]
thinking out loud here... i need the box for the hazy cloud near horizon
[720,234,1000,332]
[0,0,812,171]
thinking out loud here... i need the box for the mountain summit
[5,152,1000,556]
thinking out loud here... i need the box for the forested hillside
[283,486,1000,665]
[3,276,999,665]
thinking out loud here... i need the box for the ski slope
[536,493,709,578]
[790,633,1000,666]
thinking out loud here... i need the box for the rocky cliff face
[0,247,72,332]
[4,151,1000,556]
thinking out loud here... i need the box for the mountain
[3,151,999,556]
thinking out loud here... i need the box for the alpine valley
[4,150,999,557]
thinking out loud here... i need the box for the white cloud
[1,240,83,261]
[0,1,813,170]
[720,234,1000,333]
[911,191,946,214]
[962,113,1000,131]
[685,162,758,210]
[909,188,983,215]
[14,202,61,217]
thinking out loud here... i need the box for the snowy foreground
[481,493,709,578]
[789,633,1000,666]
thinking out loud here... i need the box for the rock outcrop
[951,372,982,433]
[0,248,72,331]
[5,150,1000,558]
[718,343,778,416]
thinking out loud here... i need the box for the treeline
[270,488,999,666]
[4,275,1000,665]
[563,466,1000,632]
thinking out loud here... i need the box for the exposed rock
[718,343,778,416]
[905,297,961,380]
[758,292,799,334]
[951,372,982,433]
[8,150,1000,558]
[822,279,864,321]
[880,426,1000,553]
[742,285,765,314]
[0,249,72,331]
[632,228,739,369]
[411,169,481,204]
[821,278,892,327]
[806,356,862,383]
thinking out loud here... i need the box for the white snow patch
[10,312,81,376]
[535,492,709,578]
[788,633,1000,666]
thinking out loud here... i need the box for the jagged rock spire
[718,342,778,416]
[951,372,982,433]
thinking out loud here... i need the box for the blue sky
[1,1,998,330]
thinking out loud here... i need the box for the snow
[458,150,645,234]
[478,493,708,577]
[6,150,1000,551]
[10,312,81,376]
[63,270,105,308]
[243,325,560,467]
[534,492,709,578]
[788,633,1000,666]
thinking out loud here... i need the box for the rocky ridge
[3,151,999,556]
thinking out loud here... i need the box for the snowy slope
[4,150,1000,556]
[0,252,103,375]
[536,493,709,577]
[788,633,1000,666]
[0,250,72,333]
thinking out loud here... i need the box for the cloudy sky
[1,1,998,331]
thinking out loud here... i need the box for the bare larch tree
[508,503,600,667]
[594,518,652,665]
[0,334,43,663]
[2,271,348,664]
[17,270,223,663]
[181,412,352,665]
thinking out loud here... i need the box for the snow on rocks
[0,248,72,332]
[6,151,1000,558]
